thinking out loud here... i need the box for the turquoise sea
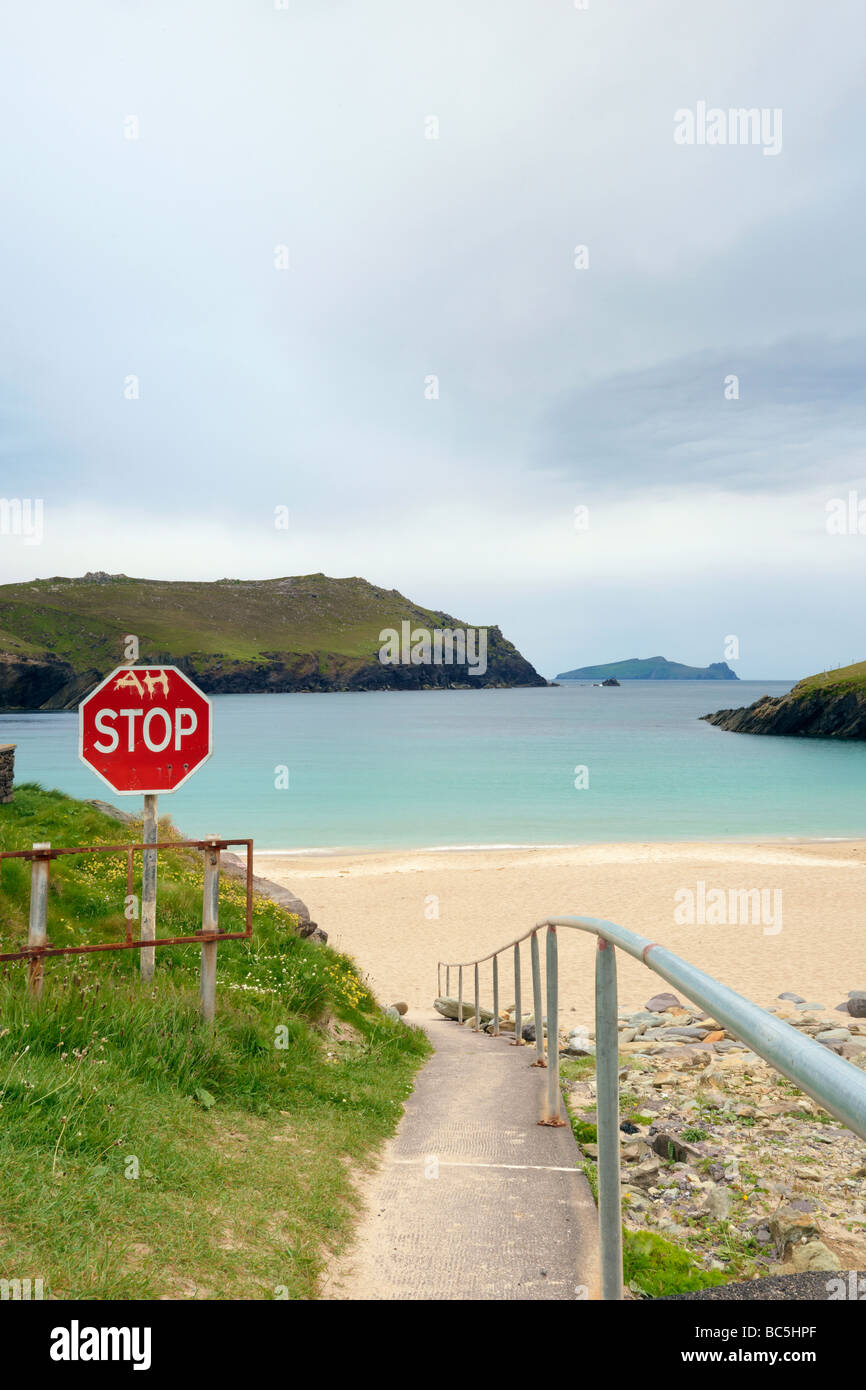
[2,681,865,850]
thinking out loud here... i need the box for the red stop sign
[79,666,213,795]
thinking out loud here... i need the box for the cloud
[539,336,866,495]
[0,0,865,680]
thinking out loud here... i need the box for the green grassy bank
[0,785,430,1299]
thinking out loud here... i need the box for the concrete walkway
[324,1010,601,1300]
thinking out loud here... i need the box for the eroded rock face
[0,654,85,710]
[185,634,547,694]
[702,688,866,740]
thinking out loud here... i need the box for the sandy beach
[258,841,866,1021]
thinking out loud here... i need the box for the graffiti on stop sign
[79,665,213,795]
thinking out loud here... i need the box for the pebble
[701,1088,729,1110]
[659,1026,709,1041]
[644,993,682,1013]
[561,987,866,1286]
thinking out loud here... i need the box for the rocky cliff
[702,663,866,740]
[0,573,546,710]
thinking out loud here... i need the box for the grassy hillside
[702,659,866,740]
[0,572,545,706]
[791,660,866,697]
[0,573,451,665]
[0,786,429,1299]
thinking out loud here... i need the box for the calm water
[2,681,865,850]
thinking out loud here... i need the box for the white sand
[258,841,866,1021]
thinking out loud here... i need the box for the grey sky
[1,0,864,678]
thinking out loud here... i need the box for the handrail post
[530,930,545,1067]
[473,963,480,1032]
[437,962,441,997]
[512,943,522,1045]
[458,965,463,1023]
[446,965,451,997]
[540,926,565,1125]
[492,955,500,1035]
[596,937,623,1300]
[199,833,221,1026]
[27,843,50,1001]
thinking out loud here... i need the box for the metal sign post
[78,665,213,985]
[140,794,158,983]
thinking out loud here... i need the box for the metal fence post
[199,834,221,1025]
[596,937,623,1300]
[446,965,451,997]
[140,793,158,983]
[458,965,463,1023]
[530,930,545,1067]
[437,962,441,997]
[541,926,565,1125]
[473,963,480,1032]
[492,955,500,1035]
[512,942,522,1045]
[27,843,50,1000]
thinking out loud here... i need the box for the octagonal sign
[79,666,213,795]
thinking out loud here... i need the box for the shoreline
[260,839,866,1017]
[256,834,866,858]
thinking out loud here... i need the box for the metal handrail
[438,915,866,1301]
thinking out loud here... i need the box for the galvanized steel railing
[438,915,866,1301]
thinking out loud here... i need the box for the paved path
[324,1010,601,1300]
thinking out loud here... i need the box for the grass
[570,1120,597,1145]
[0,785,431,1299]
[623,1230,727,1299]
[793,660,866,698]
[681,1125,709,1142]
[0,573,530,682]
[559,1056,596,1084]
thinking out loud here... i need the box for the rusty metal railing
[0,838,253,1021]
[439,915,866,1301]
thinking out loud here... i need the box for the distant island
[0,572,546,710]
[702,660,866,740]
[556,655,739,682]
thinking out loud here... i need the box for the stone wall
[0,744,15,803]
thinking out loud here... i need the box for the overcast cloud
[1,0,864,678]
